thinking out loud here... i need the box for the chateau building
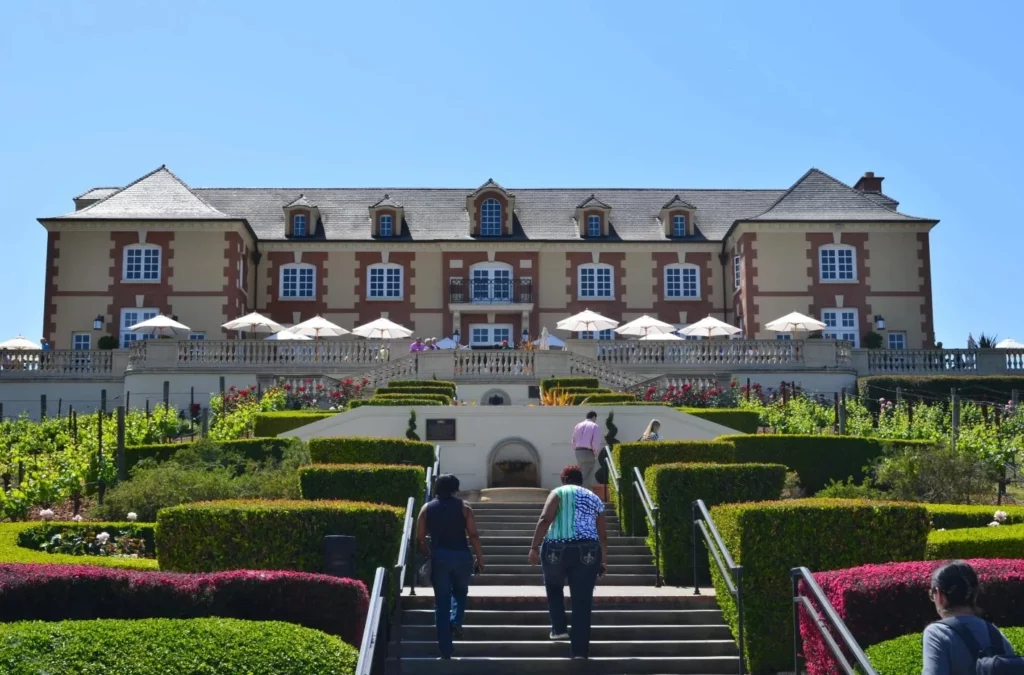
[39,166,937,350]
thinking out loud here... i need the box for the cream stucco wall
[867,295,926,347]
[538,311,566,336]
[53,296,112,349]
[622,252,654,309]
[411,251,443,310]
[409,312,444,339]
[324,252,357,309]
[865,231,922,293]
[538,252,569,308]
[753,232,811,292]
[55,232,112,292]
[169,232,228,292]
[168,296,227,338]
[753,295,813,338]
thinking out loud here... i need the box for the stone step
[400,639,738,658]
[472,573,658,586]
[479,564,655,576]
[477,529,636,537]
[479,536,647,547]
[481,544,652,556]
[400,597,720,611]
[474,517,621,527]
[486,553,652,565]
[400,624,733,641]
[393,655,739,674]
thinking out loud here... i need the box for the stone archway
[487,437,541,488]
[480,388,511,406]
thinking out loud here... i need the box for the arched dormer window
[578,263,614,299]
[467,179,514,237]
[819,244,857,281]
[123,243,162,282]
[292,214,307,237]
[279,263,316,299]
[367,263,404,300]
[665,263,700,299]
[480,198,502,237]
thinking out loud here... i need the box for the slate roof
[284,194,315,209]
[74,187,121,202]
[48,166,936,242]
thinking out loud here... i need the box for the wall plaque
[426,418,456,441]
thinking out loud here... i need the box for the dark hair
[561,464,584,486]
[931,560,980,609]
[586,411,598,420]
[435,474,460,498]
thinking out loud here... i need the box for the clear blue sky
[2,1,1021,347]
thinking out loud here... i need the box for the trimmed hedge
[385,381,457,397]
[373,392,452,404]
[645,462,786,585]
[613,440,736,535]
[803,559,1024,675]
[0,563,368,645]
[859,375,1024,407]
[926,523,1024,559]
[541,377,600,391]
[550,387,614,395]
[925,504,1024,529]
[125,437,287,470]
[867,628,1024,675]
[253,412,336,437]
[157,499,404,584]
[720,435,936,494]
[299,464,424,506]
[709,499,930,674]
[680,408,760,434]
[0,522,158,570]
[0,618,358,675]
[308,437,435,468]
[567,393,637,405]
[348,398,444,409]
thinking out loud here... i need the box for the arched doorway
[480,388,511,406]
[487,437,541,488]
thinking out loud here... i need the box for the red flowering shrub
[657,380,740,408]
[0,563,368,646]
[800,558,1024,675]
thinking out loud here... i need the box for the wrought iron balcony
[449,277,533,304]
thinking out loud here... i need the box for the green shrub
[721,434,935,493]
[815,477,886,499]
[308,437,434,468]
[867,628,1024,675]
[926,523,1024,559]
[680,408,760,434]
[860,375,1024,408]
[253,412,336,437]
[873,442,995,504]
[612,440,736,535]
[378,385,456,398]
[925,504,1024,529]
[348,398,444,409]
[591,401,668,406]
[567,393,637,405]
[709,499,930,674]
[540,377,600,391]
[0,618,357,675]
[157,499,403,584]
[18,522,157,557]
[299,464,424,506]
[386,380,457,396]
[0,522,158,570]
[373,392,452,404]
[125,437,287,470]
[646,462,786,585]
[550,387,613,395]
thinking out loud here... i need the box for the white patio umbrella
[222,312,285,335]
[764,311,827,334]
[351,317,413,340]
[640,333,684,341]
[533,328,565,349]
[290,315,350,339]
[435,337,458,350]
[0,336,41,350]
[556,309,619,333]
[995,338,1024,349]
[263,329,312,341]
[679,315,741,339]
[615,315,676,337]
[127,314,191,337]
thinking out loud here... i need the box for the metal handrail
[630,466,661,588]
[693,499,745,675]
[791,566,877,675]
[355,567,388,675]
[396,497,415,594]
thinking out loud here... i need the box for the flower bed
[17,522,156,560]
[299,464,424,506]
[0,617,358,674]
[0,523,158,570]
[800,558,1024,675]
[308,436,435,468]
[867,627,1024,675]
[0,562,367,645]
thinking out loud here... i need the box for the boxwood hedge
[372,392,452,404]
[925,504,1024,529]
[926,523,1024,559]
[567,393,637,405]
[157,499,403,584]
[308,436,435,468]
[299,464,424,506]
[348,398,444,409]
[540,377,600,391]
[0,522,158,570]
[680,408,760,434]
[0,618,358,675]
[708,499,930,674]
[125,437,287,470]
[385,380,457,397]
[645,462,786,585]
[867,627,1024,675]
[253,412,336,437]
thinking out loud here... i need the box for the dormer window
[284,194,319,238]
[661,195,697,238]
[293,214,307,237]
[379,214,393,237]
[369,194,404,237]
[672,214,687,237]
[587,215,602,238]
[575,195,612,238]
[480,198,502,236]
[467,179,515,237]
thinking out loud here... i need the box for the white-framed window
[379,214,393,237]
[665,263,700,299]
[72,333,91,350]
[120,308,158,348]
[292,214,307,237]
[480,198,502,236]
[822,308,859,347]
[189,332,206,340]
[578,263,614,299]
[579,329,614,340]
[819,245,856,281]
[776,333,792,340]
[123,244,161,282]
[888,332,907,349]
[469,323,512,347]
[733,255,741,292]
[587,214,602,237]
[367,263,403,299]
[280,263,316,299]
[236,259,244,290]
[469,263,513,303]
[672,214,687,237]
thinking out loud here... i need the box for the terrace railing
[592,339,805,367]
[0,349,114,378]
[568,351,648,390]
[453,350,535,378]
[176,340,383,367]
[791,566,877,675]
[865,347,977,375]
[693,499,745,675]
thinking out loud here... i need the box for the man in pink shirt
[571,411,603,488]
[409,337,426,353]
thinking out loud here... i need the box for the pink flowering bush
[644,380,741,408]
[799,558,1024,675]
[0,563,368,646]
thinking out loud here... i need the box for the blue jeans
[430,547,473,658]
[541,539,602,658]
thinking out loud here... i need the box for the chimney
[853,171,884,194]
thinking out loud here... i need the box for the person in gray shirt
[923,560,1014,675]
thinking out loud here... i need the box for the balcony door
[471,264,512,303]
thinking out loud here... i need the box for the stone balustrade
[0,349,120,379]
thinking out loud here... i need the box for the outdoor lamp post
[93,316,104,331]
[875,315,886,331]
[452,329,460,345]
[521,328,529,344]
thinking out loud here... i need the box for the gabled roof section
[746,168,931,222]
[577,194,611,209]
[662,194,697,210]
[284,194,315,209]
[55,166,233,220]
[370,194,402,209]
[73,187,121,201]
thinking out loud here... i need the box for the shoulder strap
[986,622,1006,656]
[940,618,983,659]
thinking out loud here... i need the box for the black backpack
[940,618,1024,675]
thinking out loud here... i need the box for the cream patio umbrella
[128,314,191,338]
[222,312,285,336]
[679,315,741,339]
[0,336,42,350]
[263,329,312,341]
[640,332,684,341]
[995,338,1024,349]
[764,311,827,336]
[351,317,414,340]
[556,309,619,334]
[290,315,350,339]
[615,315,676,338]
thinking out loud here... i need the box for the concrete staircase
[394,501,739,674]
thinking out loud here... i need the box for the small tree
[406,410,420,441]
[604,411,619,447]
[863,331,883,349]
